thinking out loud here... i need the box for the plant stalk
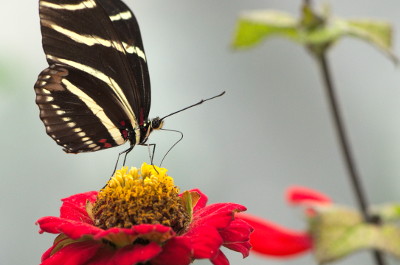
[315,52,386,265]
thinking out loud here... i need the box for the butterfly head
[139,117,164,144]
[150,117,164,131]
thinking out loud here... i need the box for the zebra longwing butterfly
[34,0,162,154]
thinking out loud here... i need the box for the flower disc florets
[92,163,190,234]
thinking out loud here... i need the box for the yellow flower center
[91,163,190,234]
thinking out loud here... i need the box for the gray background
[1,0,400,264]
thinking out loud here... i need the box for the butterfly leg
[147,143,157,165]
[139,143,158,173]
[122,146,134,166]
[112,144,134,175]
[103,145,134,189]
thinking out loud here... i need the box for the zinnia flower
[37,163,252,265]
[238,186,331,257]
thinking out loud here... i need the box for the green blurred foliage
[232,5,396,61]
[309,204,400,264]
[0,56,23,94]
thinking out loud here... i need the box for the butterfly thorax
[139,117,164,144]
[118,120,138,145]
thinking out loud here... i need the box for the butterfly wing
[35,64,129,153]
[35,0,150,153]
[97,0,151,121]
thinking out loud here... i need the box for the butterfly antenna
[159,128,184,167]
[160,91,225,122]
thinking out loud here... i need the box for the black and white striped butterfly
[34,0,164,154]
[34,0,225,159]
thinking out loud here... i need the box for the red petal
[185,203,248,260]
[185,225,223,259]
[84,245,114,265]
[41,245,55,262]
[286,186,331,206]
[40,240,102,265]
[94,224,173,242]
[41,235,71,261]
[37,216,103,239]
[192,203,247,229]
[128,223,172,235]
[220,218,253,258]
[80,243,161,265]
[210,250,229,265]
[38,217,174,248]
[237,213,312,257]
[60,191,98,224]
[151,237,192,265]
[112,243,162,265]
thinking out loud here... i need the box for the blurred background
[1,0,400,264]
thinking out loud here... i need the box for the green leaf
[310,205,366,263]
[378,225,400,259]
[340,19,396,62]
[180,190,200,223]
[300,4,324,30]
[370,203,400,222]
[309,205,400,263]
[232,7,396,62]
[0,58,19,92]
[232,10,298,49]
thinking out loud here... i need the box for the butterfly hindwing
[35,64,128,153]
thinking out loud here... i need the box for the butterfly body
[35,0,158,153]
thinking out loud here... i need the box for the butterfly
[34,0,163,155]
[34,0,225,159]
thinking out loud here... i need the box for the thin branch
[316,52,386,265]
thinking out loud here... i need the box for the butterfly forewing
[35,0,151,153]
[97,0,151,120]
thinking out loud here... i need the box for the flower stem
[315,52,386,265]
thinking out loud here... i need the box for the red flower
[238,186,331,258]
[37,165,252,265]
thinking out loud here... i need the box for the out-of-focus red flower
[237,213,312,256]
[37,164,253,265]
[286,186,331,206]
[238,186,331,258]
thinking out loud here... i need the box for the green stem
[315,52,386,265]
